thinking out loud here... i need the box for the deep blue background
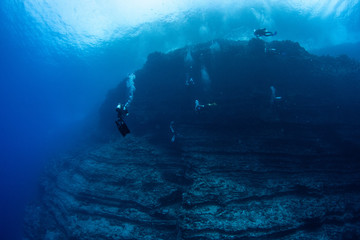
[0,12,126,238]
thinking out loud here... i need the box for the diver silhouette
[254,28,277,37]
[115,103,130,137]
[194,100,217,112]
[169,121,176,142]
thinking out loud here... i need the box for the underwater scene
[1,1,360,239]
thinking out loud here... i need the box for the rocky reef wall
[24,39,360,239]
[99,39,360,137]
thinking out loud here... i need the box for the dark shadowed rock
[24,39,360,239]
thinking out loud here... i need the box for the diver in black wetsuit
[254,28,277,37]
[115,103,130,137]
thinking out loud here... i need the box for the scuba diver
[169,121,176,143]
[270,86,282,104]
[254,28,277,37]
[115,103,130,137]
[195,99,205,112]
[195,99,217,112]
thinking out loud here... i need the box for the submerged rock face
[24,39,360,239]
[99,39,360,137]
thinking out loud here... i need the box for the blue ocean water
[0,0,359,239]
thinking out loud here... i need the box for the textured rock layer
[24,39,360,239]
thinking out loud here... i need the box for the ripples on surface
[1,0,359,60]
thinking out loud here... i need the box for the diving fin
[115,119,130,137]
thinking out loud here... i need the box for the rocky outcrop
[24,39,360,239]
[99,39,360,137]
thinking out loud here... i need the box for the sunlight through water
[2,0,360,58]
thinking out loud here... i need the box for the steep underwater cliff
[24,39,360,239]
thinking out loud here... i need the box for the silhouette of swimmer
[195,100,204,112]
[115,103,130,137]
[169,121,176,142]
[254,28,277,37]
[270,86,282,104]
[195,100,217,112]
